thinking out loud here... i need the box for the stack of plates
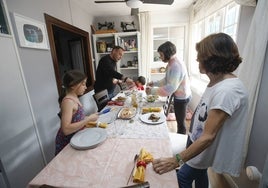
[70,128,107,150]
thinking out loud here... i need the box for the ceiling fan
[94,0,174,15]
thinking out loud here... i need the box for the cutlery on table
[121,181,150,188]
[127,154,139,185]
[98,107,111,115]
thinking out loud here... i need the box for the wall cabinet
[151,26,186,81]
[92,31,141,80]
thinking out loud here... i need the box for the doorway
[44,13,94,94]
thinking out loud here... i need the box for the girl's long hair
[58,70,87,105]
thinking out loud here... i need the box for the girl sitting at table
[55,70,99,155]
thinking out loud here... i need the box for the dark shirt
[94,54,123,94]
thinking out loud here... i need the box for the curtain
[237,0,268,157]
[139,12,152,81]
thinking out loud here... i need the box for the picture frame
[13,13,49,50]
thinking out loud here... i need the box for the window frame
[189,1,240,93]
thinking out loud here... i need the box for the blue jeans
[177,163,208,188]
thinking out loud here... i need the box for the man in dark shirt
[94,46,134,98]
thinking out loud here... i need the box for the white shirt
[187,78,249,177]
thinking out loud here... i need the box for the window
[151,25,186,81]
[189,1,240,94]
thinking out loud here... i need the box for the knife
[127,154,139,185]
[99,107,111,115]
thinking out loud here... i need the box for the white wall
[150,9,189,26]
[2,0,95,186]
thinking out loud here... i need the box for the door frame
[44,13,94,94]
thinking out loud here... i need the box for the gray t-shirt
[187,78,249,177]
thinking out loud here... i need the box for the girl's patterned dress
[55,98,85,155]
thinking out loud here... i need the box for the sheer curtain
[237,0,268,153]
[139,12,153,80]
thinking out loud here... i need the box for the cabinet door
[0,28,45,188]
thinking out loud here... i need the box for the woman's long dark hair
[58,70,87,105]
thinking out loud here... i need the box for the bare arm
[152,109,229,174]
[180,109,229,161]
[60,100,98,135]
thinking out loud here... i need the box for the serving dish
[140,113,166,125]
[117,107,136,119]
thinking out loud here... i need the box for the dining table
[28,90,179,188]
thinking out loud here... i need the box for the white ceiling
[74,0,194,17]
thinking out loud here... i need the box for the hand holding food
[147,81,153,87]
[86,113,99,122]
[145,87,151,95]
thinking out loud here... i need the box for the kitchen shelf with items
[93,31,141,79]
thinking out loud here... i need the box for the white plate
[70,128,107,150]
[139,113,166,125]
[98,112,115,124]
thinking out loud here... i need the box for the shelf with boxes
[92,31,141,80]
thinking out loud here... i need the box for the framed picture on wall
[13,13,49,50]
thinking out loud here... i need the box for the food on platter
[86,122,108,128]
[115,96,126,102]
[107,101,124,106]
[148,113,160,122]
[98,122,108,128]
[118,107,136,119]
[146,95,158,102]
[142,107,162,114]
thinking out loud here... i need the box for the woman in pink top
[146,41,191,134]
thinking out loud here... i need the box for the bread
[142,107,162,114]
[98,122,108,128]
[86,121,108,128]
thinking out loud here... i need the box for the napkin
[133,148,154,183]
[142,107,161,114]
[86,122,108,128]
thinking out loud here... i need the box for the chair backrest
[93,89,110,112]
[163,94,174,116]
[118,82,129,91]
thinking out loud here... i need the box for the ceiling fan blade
[131,8,139,15]
[143,0,174,5]
[94,0,125,3]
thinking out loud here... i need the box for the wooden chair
[93,89,110,112]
